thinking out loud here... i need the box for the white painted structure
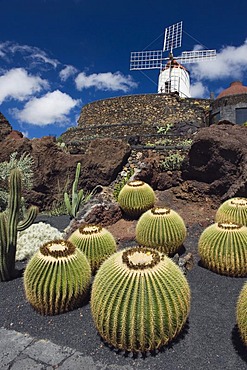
[158,57,191,97]
[130,21,216,98]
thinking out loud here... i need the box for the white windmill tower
[130,21,216,98]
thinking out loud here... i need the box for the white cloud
[190,39,247,81]
[75,71,138,92]
[13,90,81,126]
[0,68,49,103]
[190,81,209,98]
[0,41,59,68]
[59,65,78,81]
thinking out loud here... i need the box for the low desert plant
[160,152,185,171]
[215,197,247,226]
[198,222,247,276]
[113,167,134,200]
[68,224,117,274]
[16,222,63,261]
[117,180,155,218]
[136,207,187,255]
[91,246,191,352]
[236,282,247,346]
[24,239,91,315]
[0,152,34,211]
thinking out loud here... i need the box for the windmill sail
[130,21,216,98]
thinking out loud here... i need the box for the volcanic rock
[182,123,247,199]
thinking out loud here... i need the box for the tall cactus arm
[0,213,8,281]
[64,192,72,216]
[17,205,39,232]
[7,169,21,254]
[64,163,83,219]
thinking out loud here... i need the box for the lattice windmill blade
[163,21,183,52]
[179,50,217,64]
[130,50,163,70]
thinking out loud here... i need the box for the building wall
[211,94,247,124]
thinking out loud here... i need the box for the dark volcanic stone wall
[211,94,247,123]
[77,93,210,128]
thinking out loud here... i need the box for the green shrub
[160,152,185,171]
[0,152,34,211]
[113,167,134,200]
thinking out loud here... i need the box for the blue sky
[0,0,247,138]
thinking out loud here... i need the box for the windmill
[130,21,216,98]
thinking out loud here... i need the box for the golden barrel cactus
[136,207,187,255]
[68,224,117,274]
[198,222,247,276]
[91,246,191,352]
[215,197,247,226]
[117,180,155,218]
[24,239,91,315]
[236,282,247,346]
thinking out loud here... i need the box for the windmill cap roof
[164,58,189,72]
[216,81,247,99]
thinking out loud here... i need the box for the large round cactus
[136,207,187,255]
[236,282,247,346]
[117,180,155,218]
[91,246,191,352]
[68,224,117,274]
[215,197,247,226]
[198,222,247,276]
[24,239,91,315]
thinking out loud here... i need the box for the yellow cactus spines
[215,197,247,226]
[136,207,187,255]
[236,282,247,346]
[68,224,117,274]
[117,180,155,218]
[24,239,91,315]
[91,246,191,352]
[198,222,247,276]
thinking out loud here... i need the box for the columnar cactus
[117,180,155,218]
[0,168,38,282]
[64,162,84,219]
[215,197,247,226]
[236,282,247,346]
[136,207,187,255]
[91,246,191,352]
[24,239,91,315]
[68,224,117,274]
[198,222,247,276]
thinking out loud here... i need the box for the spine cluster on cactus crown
[236,281,247,346]
[198,222,247,276]
[68,224,117,274]
[117,180,155,218]
[24,239,91,315]
[91,246,191,353]
[215,197,247,226]
[136,207,187,255]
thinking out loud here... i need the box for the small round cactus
[91,246,191,352]
[198,222,247,276]
[24,239,91,315]
[236,282,247,346]
[136,207,187,255]
[68,224,117,274]
[117,180,155,218]
[215,197,247,226]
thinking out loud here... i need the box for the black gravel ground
[0,215,246,370]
